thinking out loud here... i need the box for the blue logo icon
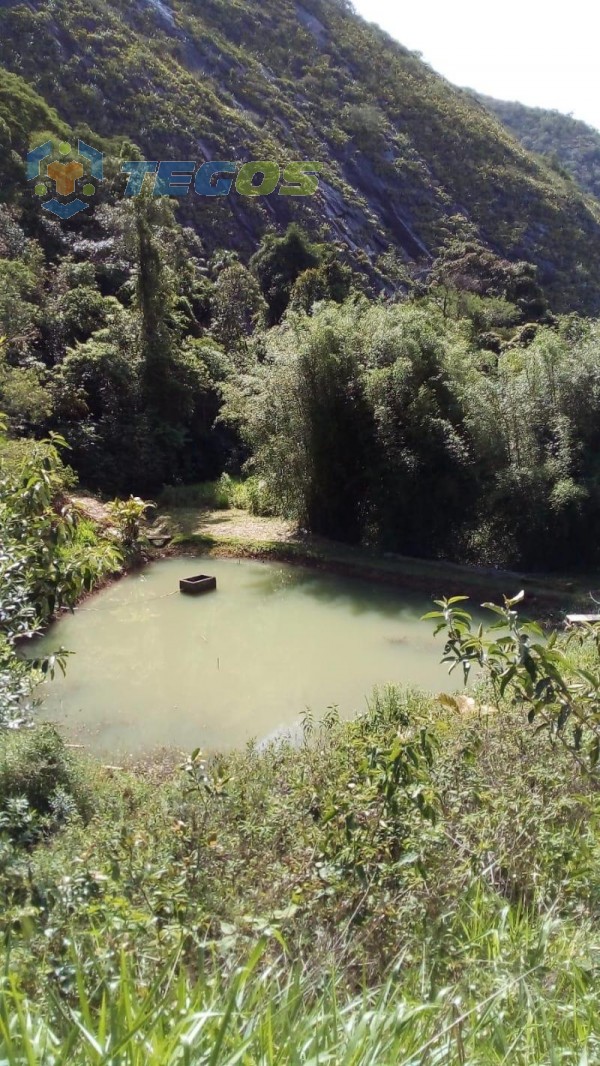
[27,140,104,219]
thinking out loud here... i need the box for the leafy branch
[425,593,600,773]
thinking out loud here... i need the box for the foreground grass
[3,915,600,1064]
[2,674,600,1062]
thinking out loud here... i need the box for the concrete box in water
[179,575,217,595]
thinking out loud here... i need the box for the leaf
[272,904,300,921]
[499,665,517,696]
[481,603,508,617]
[575,668,600,688]
[506,590,525,607]
[395,851,420,868]
[437,693,460,713]
[448,610,473,623]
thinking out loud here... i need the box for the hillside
[2,0,600,311]
[473,91,600,202]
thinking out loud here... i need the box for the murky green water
[32,557,458,756]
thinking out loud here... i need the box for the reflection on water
[30,557,459,756]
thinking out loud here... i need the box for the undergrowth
[2,680,600,1063]
[159,475,275,516]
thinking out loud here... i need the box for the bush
[236,475,278,516]
[3,680,600,1061]
[159,476,237,511]
[0,724,91,830]
[158,475,277,513]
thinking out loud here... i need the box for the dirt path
[70,494,296,544]
[160,506,296,543]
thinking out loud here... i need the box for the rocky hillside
[2,0,600,311]
[473,92,600,203]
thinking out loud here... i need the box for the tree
[289,255,353,314]
[0,258,41,362]
[429,235,548,323]
[250,225,321,325]
[224,302,376,542]
[211,263,266,353]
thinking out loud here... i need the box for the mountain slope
[472,91,600,202]
[2,0,600,311]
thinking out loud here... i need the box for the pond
[31,557,463,757]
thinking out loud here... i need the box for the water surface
[33,557,458,756]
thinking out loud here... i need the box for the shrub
[0,724,91,827]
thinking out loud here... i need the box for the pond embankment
[72,493,589,616]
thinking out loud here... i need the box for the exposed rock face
[2,0,600,310]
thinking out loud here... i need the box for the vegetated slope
[0,67,69,197]
[2,0,600,312]
[473,90,600,201]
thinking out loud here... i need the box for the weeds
[1,680,600,1062]
[159,474,276,516]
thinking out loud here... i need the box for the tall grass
[159,474,276,515]
[2,892,599,1065]
[3,686,600,1064]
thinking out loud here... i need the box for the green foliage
[0,426,120,726]
[428,592,600,772]
[2,679,600,1061]
[5,5,600,1051]
[107,495,155,556]
[476,91,600,201]
[211,262,267,352]
[0,67,68,197]
[0,362,52,433]
[159,475,278,516]
[225,301,375,540]
[428,232,548,322]
[1,0,600,313]
[225,298,600,568]
[0,257,41,361]
[250,225,322,325]
[159,476,237,511]
[1,0,600,537]
[317,699,439,884]
[0,724,90,836]
[289,254,354,313]
[237,474,279,515]
[224,300,468,551]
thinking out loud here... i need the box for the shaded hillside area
[2,0,600,310]
[474,91,600,202]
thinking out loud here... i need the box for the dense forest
[4,0,600,1061]
[2,0,600,573]
[2,144,600,570]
